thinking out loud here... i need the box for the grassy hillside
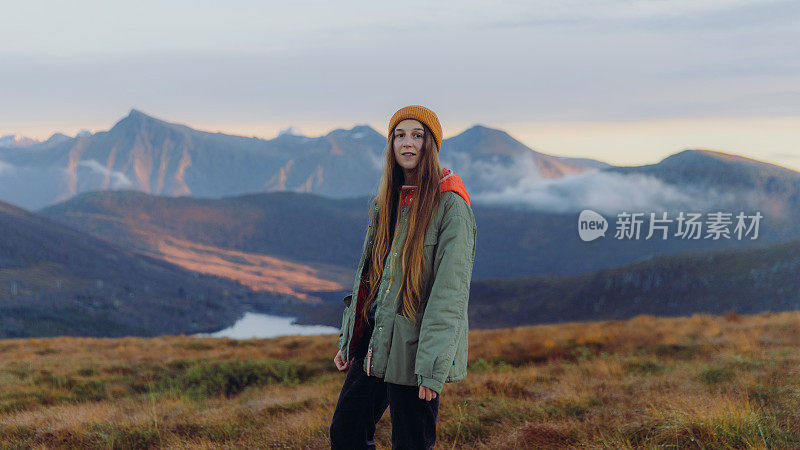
[1,311,798,448]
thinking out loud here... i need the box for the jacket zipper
[366,342,373,376]
[364,204,402,378]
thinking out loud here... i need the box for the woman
[330,105,477,449]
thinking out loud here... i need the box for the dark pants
[330,329,439,449]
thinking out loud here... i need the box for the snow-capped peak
[0,134,40,148]
[278,126,304,137]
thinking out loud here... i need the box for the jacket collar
[399,167,471,207]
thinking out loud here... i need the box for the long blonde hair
[359,123,442,325]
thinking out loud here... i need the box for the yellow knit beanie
[387,105,443,152]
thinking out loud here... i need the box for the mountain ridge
[0,109,608,210]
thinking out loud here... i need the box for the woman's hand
[418,385,438,401]
[334,349,350,372]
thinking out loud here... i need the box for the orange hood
[400,167,471,207]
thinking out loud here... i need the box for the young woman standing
[330,105,477,449]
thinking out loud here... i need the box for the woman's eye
[414,133,422,139]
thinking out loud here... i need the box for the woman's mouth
[402,152,415,157]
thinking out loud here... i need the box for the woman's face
[392,119,424,182]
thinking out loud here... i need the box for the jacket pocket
[383,312,422,385]
[419,229,439,308]
[446,321,468,382]
[422,228,438,271]
[423,229,438,246]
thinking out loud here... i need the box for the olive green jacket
[338,190,477,395]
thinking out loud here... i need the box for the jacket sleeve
[338,294,352,340]
[414,200,476,394]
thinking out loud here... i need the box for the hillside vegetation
[0,310,798,448]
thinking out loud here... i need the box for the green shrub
[176,341,213,351]
[624,359,666,375]
[6,361,34,380]
[468,358,510,372]
[639,344,699,360]
[141,358,316,400]
[77,367,97,376]
[698,366,735,384]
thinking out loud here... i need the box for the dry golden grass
[1,310,799,448]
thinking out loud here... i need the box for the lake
[191,312,339,339]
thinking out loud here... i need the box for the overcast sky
[1,0,798,169]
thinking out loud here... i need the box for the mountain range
[0,110,606,211]
[468,235,800,328]
[2,109,800,337]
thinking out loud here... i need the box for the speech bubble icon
[578,209,608,242]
